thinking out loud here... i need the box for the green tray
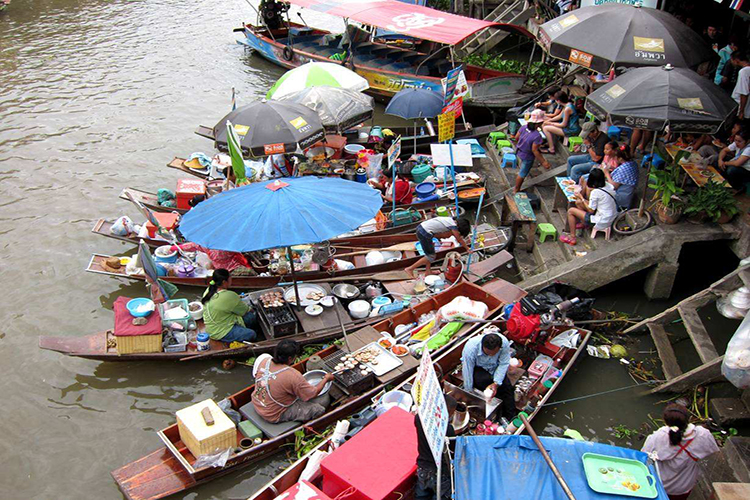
[582,453,658,498]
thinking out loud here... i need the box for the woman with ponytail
[642,403,719,500]
[201,269,257,342]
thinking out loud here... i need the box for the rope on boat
[539,382,656,407]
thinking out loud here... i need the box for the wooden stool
[537,223,557,242]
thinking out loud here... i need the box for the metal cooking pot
[332,283,360,301]
[303,370,333,395]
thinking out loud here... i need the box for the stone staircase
[460,0,536,56]
[689,437,750,500]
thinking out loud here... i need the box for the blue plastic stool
[502,153,517,169]
[641,154,665,169]
[618,127,633,141]
[607,126,621,140]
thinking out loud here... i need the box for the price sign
[411,349,449,468]
[387,135,401,168]
[438,111,456,143]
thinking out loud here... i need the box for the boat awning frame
[284,0,534,45]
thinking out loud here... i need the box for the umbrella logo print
[233,124,250,136]
[633,37,665,53]
[386,13,445,33]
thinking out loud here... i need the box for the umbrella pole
[637,133,658,218]
[286,247,302,311]
[520,414,577,500]
[414,120,418,154]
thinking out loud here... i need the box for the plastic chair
[607,126,621,140]
[568,136,583,152]
[591,226,612,241]
[537,223,557,242]
[496,139,512,149]
[501,153,517,169]
[488,131,506,145]
[501,146,515,155]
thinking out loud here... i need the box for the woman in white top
[560,168,617,246]
[717,129,750,189]
[642,403,719,500]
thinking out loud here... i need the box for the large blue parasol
[178,176,383,253]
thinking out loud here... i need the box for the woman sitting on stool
[202,269,258,343]
[560,169,617,246]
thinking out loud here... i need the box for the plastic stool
[619,127,633,141]
[501,153,517,169]
[641,154,665,169]
[501,146,515,155]
[607,126,621,140]
[591,226,612,241]
[488,131,506,145]
[568,136,583,152]
[537,223,557,242]
[585,112,596,122]
[496,139,512,149]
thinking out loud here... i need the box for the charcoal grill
[319,348,376,395]
[246,287,299,339]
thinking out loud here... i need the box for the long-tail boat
[247,322,592,500]
[111,281,505,499]
[85,228,509,289]
[235,0,534,109]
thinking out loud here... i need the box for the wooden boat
[86,228,508,289]
[111,282,505,499]
[248,323,592,500]
[235,3,533,109]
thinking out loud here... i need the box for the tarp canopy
[286,0,530,45]
[454,435,669,500]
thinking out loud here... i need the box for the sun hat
[527,109,545,123]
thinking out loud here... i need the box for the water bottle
[420,126,425,136]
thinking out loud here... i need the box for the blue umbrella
[385,87,444,120]
[178,176,383,253]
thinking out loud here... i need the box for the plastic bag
[299,449,330,482]
[193,447,231,469]
[550,329,580,349]
[195,251,213,270]
[110,216,134,236]
[439,296,488,321]
[217,398,241,425]
[722,311,750,389]
[367,153,384,179]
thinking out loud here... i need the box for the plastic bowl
[188,301,204,320]
[348,300,371,319]
[303,370,332,395]
[126,298,155,318]
[415,181,437,198]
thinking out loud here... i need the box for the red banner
[442,97,463,118]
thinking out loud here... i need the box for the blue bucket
[415,182,436,199]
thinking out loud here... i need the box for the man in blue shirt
[461,332,515,420]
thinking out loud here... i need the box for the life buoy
[282,46,294,62]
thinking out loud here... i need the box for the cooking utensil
[303,370,333,395]
[332,283,360,301]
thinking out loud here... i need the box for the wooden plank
[344,326,417,384]
[466,250,513,282]
[482,165,568,207]
[478,278,527,304]
[677,306,720,364]
[647,323,683,381]
[648,356,724,394]
[624,288,714,333]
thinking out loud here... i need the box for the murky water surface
[0,2,742,498]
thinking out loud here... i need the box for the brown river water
[0,1,744,499]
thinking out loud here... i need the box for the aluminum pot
[332,283,360,301]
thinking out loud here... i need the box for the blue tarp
[454,435,669,500]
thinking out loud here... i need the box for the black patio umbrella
[213,99,325,158]
[538,5,717,74]
[586,65,737,222]
[586,65,738,134]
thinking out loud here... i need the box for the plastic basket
[161,298,190,329]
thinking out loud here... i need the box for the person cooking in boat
[201,269,258,343]
[252,339,334,423]
[405,216,470,278]
[460,331,516,421]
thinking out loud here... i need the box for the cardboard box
[176,399,237,458]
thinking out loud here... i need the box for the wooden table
[502,193,536,253]
[293,284,350,332]
[553,176,578,213]
[681,162,730,188]
[345,326,419,385]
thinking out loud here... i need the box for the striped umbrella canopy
[225,120,249,185]
[266,62,369,100]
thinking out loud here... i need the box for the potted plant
[648,163,685,224]
[684,181,739,224]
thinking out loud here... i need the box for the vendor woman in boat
[252,340,334,423]
[405,216,470,277]
[201,269,258,342]
[460,331,516,421]
[368,164,412,204]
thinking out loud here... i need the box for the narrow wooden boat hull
[238,24,526,108]
[111,282,504,499]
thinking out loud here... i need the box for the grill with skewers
[247,288,299,339]
[320,348,376,395]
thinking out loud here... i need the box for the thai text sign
[438,111,455,143]
[387,135,402,168]
[411,349,449,467]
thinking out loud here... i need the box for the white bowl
[348,300,371,319]
[320,296,335,308]
[188,301,204,320]
[305,304,324,316]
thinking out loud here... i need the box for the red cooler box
[274,480,333,500]
[176,178,206,209]
[145,212,179,238]
[320,407,417,500]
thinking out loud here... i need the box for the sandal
[539,147,555,154]
[559,234,577,246]
[575,222,585,230]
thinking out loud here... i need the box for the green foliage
[427,0,451,11]
[649,142,686,209]
[685,180,740,222]
[612,424,639,440]
[462,54,557,90]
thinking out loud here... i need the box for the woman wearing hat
[642,403,719,500]
[512,109,551,193]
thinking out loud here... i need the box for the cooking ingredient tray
[582,453,658,498]
[352,342,403,376]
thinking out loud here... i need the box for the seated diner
[541,91,580,155]
[560,169,617,246]
[201,269,258,342]
[565,120,607,182]
[716,128,750,189]
[251,340,334,423]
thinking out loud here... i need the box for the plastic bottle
[196,332,210,351]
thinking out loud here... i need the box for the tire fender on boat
[282,46,294,62]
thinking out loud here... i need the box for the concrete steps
[689,437,750,500]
